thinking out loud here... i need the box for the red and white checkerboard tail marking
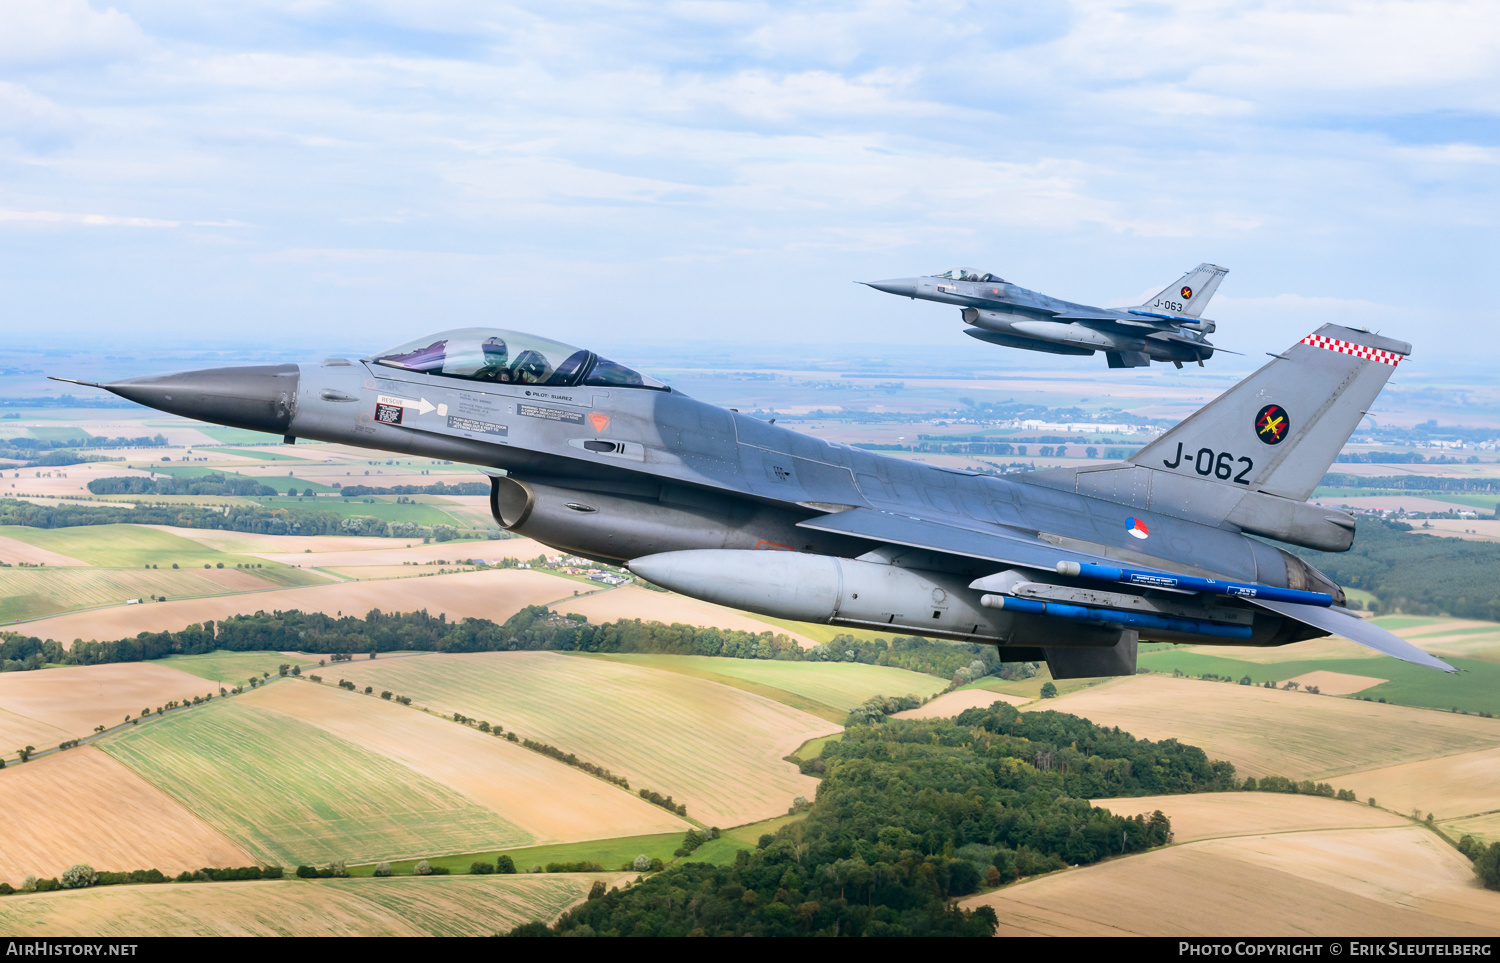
[1300,333,1403,367]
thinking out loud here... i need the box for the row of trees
[518,702,1225,937]
[1,605,1016,684]
[88,473,277,497]
[1321,473,1500,492]
[0,497,479,541]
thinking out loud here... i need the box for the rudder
[1135,263,1228,319]
[1128,324,1410,502]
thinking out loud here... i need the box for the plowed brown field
[0,746,252,883]
[0,662,213,738]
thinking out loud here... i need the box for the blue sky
[0,0,1496,371]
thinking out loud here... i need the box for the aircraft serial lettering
[1162,442,1253,484]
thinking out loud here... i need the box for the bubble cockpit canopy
[368,328,667,391]
[933,268,1003,282]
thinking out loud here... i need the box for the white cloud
[0,208,179,227]
[0,0,146,70]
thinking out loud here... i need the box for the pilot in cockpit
[474,336,512,383]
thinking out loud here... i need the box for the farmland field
[892,688,1030,719]
[0,534,86,566]
[963,819,1499,936]
[587,653,947,715]
[0,524,298,570]
[558,585,820,647]
[330,651,837,826]
[1046,675,1500,781]
[0,875,621,937]
[354,832,687,877]
[1091,791,1407,843]
[0,704,69,757]
[242,681,689,843]
[19,568,586,647]
[153,651,322,684]
[1135,647,1500,715]
[1336,747,1500,820]
[0,567,313,624]
[1442,812,1500,847]
[0,747,252,883]
[99,692,532,866]
[0,662,216,739]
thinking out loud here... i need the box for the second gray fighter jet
[865,263,1229,368]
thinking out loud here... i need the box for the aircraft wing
[1246,598,1456,672]
[799,508,1455,671]
[797,507,1126,573]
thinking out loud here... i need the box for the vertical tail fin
[1135,263,1228,318]
[1128,324,1410,501]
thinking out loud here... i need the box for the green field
[1442,812,1500,847]
[688,814,808,867]
[201,447,309,462]
[0,568,283,624]
[788,732,841,764]
[153,651,322,684]
[0,524,292,572]
[25,426,94,443]
[327,651,834,827]
[350,832,686,877]
[1136,648,1500,715]
[585,654,945,718]
[1314,488,1500,512]
[0,875,596,937]
[244,496,471,526]
[194,426,284,445]
[100,694,532,866]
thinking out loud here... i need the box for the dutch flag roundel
[1126,517,1150,539]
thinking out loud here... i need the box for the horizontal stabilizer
[1248,598,1455,672]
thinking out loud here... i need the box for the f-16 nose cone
[862,278,919,298]
[100,364,301,435]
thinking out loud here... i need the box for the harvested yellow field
[562,585,820,647]
[0,662,214,738]
[333,651,836,827]
[1092,792,1406,843]
[1417,519,1500,542]
[1188,636,1380,663]
[22,569,584,647]
[0,705,70,757]
[242,681,689,842]
[0,535,86,566]
[893,689,1029,719]
[965,825,1500,936]
[0,746,252,883]
[1283,670,1387,695]
[1047,675,1500,780]
[252,537,549,567]
[0,874,620,936]
[0,567,295,625]
[1339,747,1500,820]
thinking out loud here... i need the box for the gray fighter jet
[865,263,1229,368]
[57,323,1451,679]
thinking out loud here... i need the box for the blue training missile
[980,594,1253,640]
[1055,561,1333,607]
